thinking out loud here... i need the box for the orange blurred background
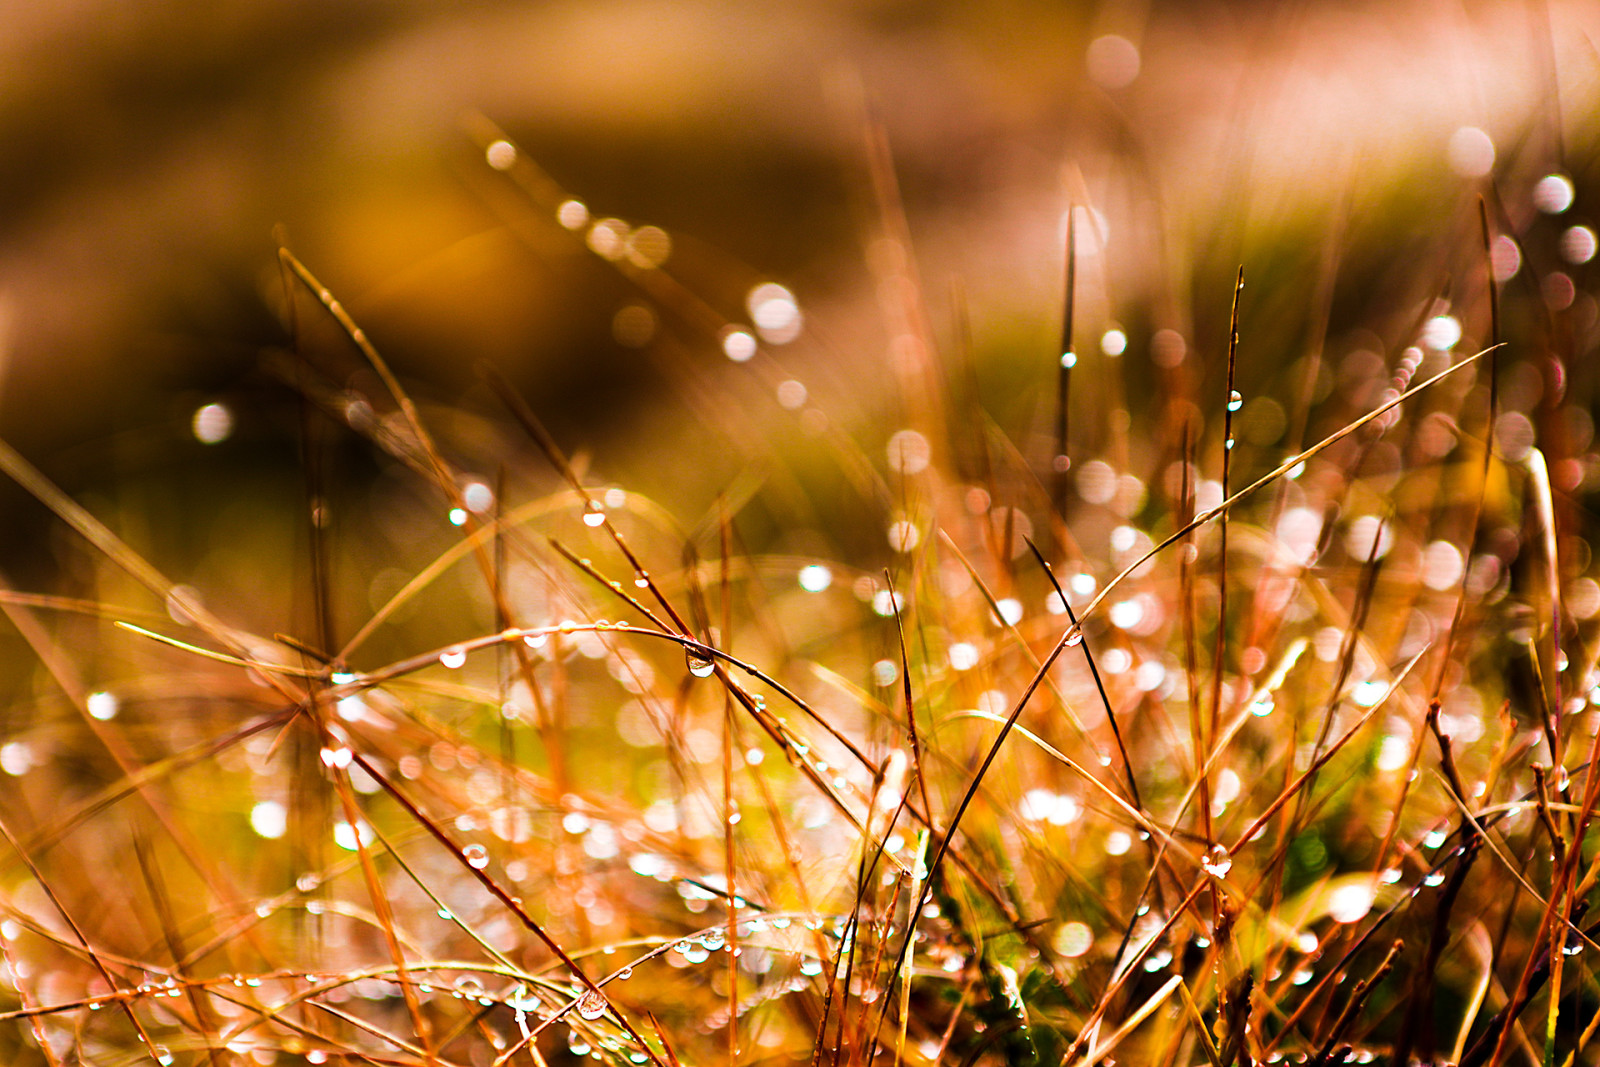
[0,0,1595,540]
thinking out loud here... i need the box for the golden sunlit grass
[0,88,1597,1067]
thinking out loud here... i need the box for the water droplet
[582,508,606,527]
[1228,390,1243,412]
[799,958,823,977]
[701,927,726,950]
[1534,173,1576,214]
[192,402,234,444]
[576,989,607,1020]
[1250,697,1275,717]
[798,564,833,592]
[463,844,490,870]
[617,966,633,980]
[1202,845,1233,878]
[1423,872,1446,887]
[722,328,758,362]
[557,199,589,230]
[440,647,467,669]
[86,690,119,721]
[1061,351,1078,369]
[1064,627,1083,648]
[486,139,516,170]
[685,646,716,678]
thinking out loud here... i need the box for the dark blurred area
[0,0,1596,586]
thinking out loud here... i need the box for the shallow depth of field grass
[1,61,1599,1067]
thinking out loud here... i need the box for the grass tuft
[0,92,1598,1067]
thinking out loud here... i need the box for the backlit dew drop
[887,429,932,474]
[485,139,517,170]
[192,402,234,444]
[524,632,549,649]
[462,480,494,514]
[1064,626,1084,648]
[722,327,758,362]
[1202,845,1233,878]
[617,966,633,980]
[1491,234,1522,282]
[1250,696,1275,717]
[1350,680,1387,707]
[747,283,802,344]
[582,505,606,527]
[87,690,119,721]
[448,508,468,526]
[1447,126,1495,178]
[948,642,980,671]
[576,989,608,1020]
[334,820,373,851]
[587,219,629,260]
[686,646,716,678]
[1227,390,1243,412]
[250,800,288,840]
[463,844,490,870]
[1060,350,1077,369]
[887,520,920,552]
[625,226,671,269]
[1108,599,1144,630]
[1561,224,1597,265]
[556,199,589,230]
[1086,33,1141,88]
[798,564,832,592]
[440,647,468,669]
[1423,829,1447,849]
[1534,173,1575,214]
[1422,540,1465,590]
[1100,329,1127,356]
[1423,314,1462,351]
[1055,921,1093,957]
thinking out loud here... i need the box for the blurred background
[0,0,1596,594]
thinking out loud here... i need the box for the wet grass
[0,106,1597,1067]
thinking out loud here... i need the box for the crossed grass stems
[0,119,1587,1067]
